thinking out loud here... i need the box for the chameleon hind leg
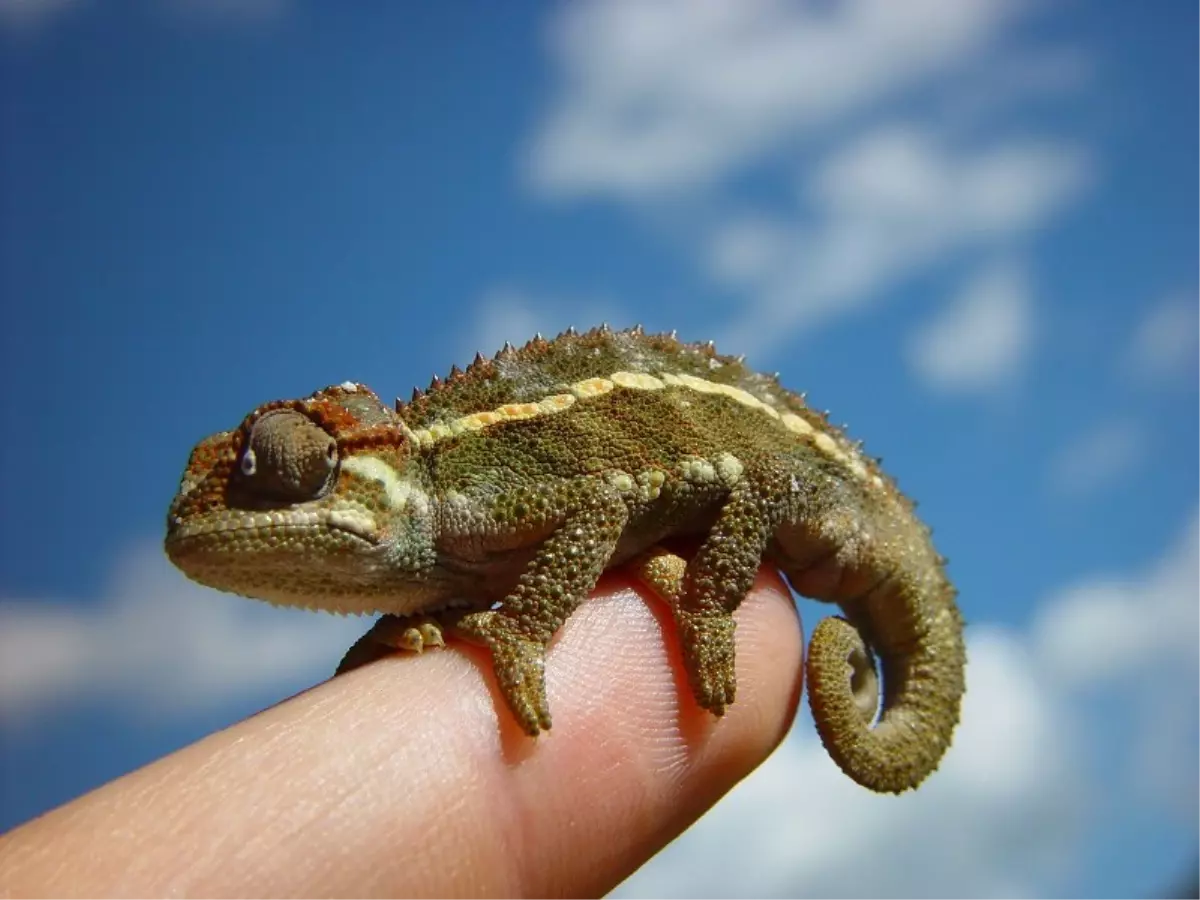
[630,479,778,717]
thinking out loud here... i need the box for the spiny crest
[388,324,752,423]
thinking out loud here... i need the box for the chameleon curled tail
[803,561,965,793]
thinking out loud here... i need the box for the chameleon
[164,325,965,793]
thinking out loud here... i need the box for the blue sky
[1,0,1196,896]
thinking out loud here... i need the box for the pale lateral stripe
[415,393,577,446]
[637,469,667,501]
[813,432,840,457]
[781,413,814,435]
[605,470,635,493]
[327,507,378,539]
[681,456,718,484]
[399,366,872,485]
[341,455,429,513]
[611,371,665,390]
[715,451,745,485]
[539,392,577,413]
[571,377,614,399]
[660,372,781,419]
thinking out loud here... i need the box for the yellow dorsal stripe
[405,369,866,481]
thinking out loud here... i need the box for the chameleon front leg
[448,483,628,735]
[339,480,630,737]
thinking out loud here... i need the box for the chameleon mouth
[165,505,381,551]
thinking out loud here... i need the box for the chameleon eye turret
[238,409,338,502]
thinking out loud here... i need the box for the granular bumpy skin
[164,325,966,793]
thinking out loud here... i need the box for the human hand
[0,566,802,897]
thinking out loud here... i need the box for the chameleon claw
[395,619,447,654]
[334,614,447,676]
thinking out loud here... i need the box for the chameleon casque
[164,325,965,793]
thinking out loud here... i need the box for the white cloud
[711,124,1090,358]
[614,510,1199,898]
[907,261,1035,392]
[526,0,1095,361]
[813,126,1089,236]
[934,46,1094,131]
[1046,416,1149,497]
[462,286,629,367]
[0,541,364,724]
[1123,292,1199,385]
[527,0,1025,199]
[1033,511,1199,820]
[1032,512,1198,690]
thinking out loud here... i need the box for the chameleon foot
[335,614,447,675]
[630,546,738,716]
[676,610,737,716]
[391,617,447,653]
[450,609,552,737]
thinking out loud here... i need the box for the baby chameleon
[164,325,966,793]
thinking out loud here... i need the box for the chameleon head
[164,388,437,615]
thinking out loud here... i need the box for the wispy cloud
[1033,511,1199,817]
[615,509,1199,897]
[0,541,363,725]
[906,260,1035,393]
[526,0,1024,200]
[526,0,1095,362]
[1046,416,1149,497]
[710,124,1090,358]
[1122,291,1199,386]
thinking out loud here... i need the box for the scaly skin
[164,325,966,793]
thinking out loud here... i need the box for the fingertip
[494,566,805,895]
[1,571,806,900]
[336,566,806,896]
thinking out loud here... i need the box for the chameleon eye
[240,449,258,476]
[239,409,338,501]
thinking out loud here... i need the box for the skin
[0,569,802,898]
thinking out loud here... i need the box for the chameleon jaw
[164,504,384,597]
[163,505,409,613]
[166,504,382,545]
